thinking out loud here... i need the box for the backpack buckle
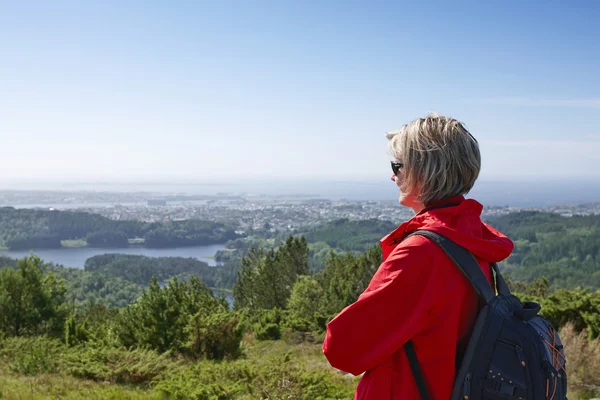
[486,379,516,397]
[498,382,516,396]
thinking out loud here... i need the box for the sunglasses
[391,161,404,175]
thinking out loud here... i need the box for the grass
[60,240,88,248]
[0,370,161,399]
[561,323,600,398]
[0,335,356,400]
[0,328,597,399]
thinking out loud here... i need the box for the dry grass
[560,322,600,397]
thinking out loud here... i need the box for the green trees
[143,220,239,248]
[0,207,239,249]
[84,254,234,289]
[233,237,382,337]
[486,211,600,289]
[233,236,309,310]
[317,246,381,318]
[302,219,395,253]
[0,256,67,337]
[288,276,323,324]
[117,276,241,360]
[85,231,129,247]
[6,235,62,250]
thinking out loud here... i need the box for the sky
[0,0,599,187]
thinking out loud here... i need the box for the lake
[2,244,226,269]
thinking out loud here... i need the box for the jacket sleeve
[322,236,441,375]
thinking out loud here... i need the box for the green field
[60,239,88,248]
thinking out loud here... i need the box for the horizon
[2,178,600,209]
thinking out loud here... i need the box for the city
[2,190,600,236]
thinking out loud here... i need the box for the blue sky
[0,0,599,186]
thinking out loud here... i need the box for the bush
[116,276,238,357]
[255,323,282,341]
[244,309,284,341]
[560,322,600,390]
[61,345,179,384]
[0,336,63,375]
[155,351,355,400]
[0,335,180,385]
[186,310,244,360]
[516,289,600,339]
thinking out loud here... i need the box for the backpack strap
[403,340,431,400]
[491,262,511,297]
[407,230,501,304]
[401,229,511,400]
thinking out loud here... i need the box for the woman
[322,113,514,399]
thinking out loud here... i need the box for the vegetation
[50,265,144,309]
[486,211,600,289]
[0,207,239,250]
[116,276,240,359]
[0,256,67,337]
[233,236,309,310]
[1,211,600,398]
[302,219,396,253]
[84,254,236,288]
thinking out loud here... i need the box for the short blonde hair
[386,113,481,206]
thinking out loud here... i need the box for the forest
[486,211,600,289]
[0,211,599,399]
[0,207,239,250]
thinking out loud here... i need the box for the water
[2,244,226,269]
[5,179,600,208]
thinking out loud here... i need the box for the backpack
[403,230,568,400]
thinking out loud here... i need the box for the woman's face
[391,164,424,213]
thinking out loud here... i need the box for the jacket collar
[379,195,465,261]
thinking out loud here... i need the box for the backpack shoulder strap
[403,340,431,400]
[406,230,497,304]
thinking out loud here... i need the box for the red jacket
[322,196,514,400]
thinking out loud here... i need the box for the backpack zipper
[516,345,526,367]
[463,372,472,399]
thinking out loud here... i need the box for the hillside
[0,207,239,250]
[485,211,600,289]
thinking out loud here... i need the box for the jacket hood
[380,195,514,262]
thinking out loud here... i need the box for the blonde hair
[386,113,481,206]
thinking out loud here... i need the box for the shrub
[560,322,600,390]
[155,351,355,400]
[0,336,63,375]
[245,309,284,341]
[0,335,179,385]
[61,345,179,384]
[186,310,243,360]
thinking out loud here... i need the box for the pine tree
[233,236,309,310]
[0,255,67,337]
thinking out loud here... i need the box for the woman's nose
[391,174,396,182]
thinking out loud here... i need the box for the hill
[485,211,600,289]
[0,207,239,250]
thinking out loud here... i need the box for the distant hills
[0,207,239,250]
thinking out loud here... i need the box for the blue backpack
[404,230,568,400]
